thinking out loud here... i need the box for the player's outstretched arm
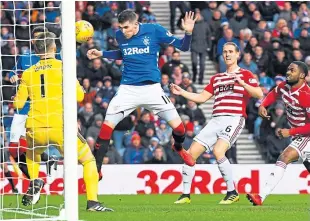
[87,49,122,60]
[76,80,85,102]
[170,83,212,104]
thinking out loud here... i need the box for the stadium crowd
[1,1,310,165]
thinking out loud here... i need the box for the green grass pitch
[1,194,309,221]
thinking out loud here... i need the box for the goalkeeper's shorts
[26,128,93,163]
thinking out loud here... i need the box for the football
[75,20,94,43]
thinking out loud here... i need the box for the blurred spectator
[258,31,272,53]
[140,5,156,23]
[123,133,145,164]
[279,26,293,47]
[218,2,232,16]
[169,1,188,34]
[201,1,218,23]
[108,60,123,87]
[298,3,310,19]
[229,8,248,37]
[102,2,120,30]
[45,2,60,23]
[145,146,167,164]
[135,111,156,138]
[248,10,262,30]
[105,145,123,164]
[253,45,269,74]
[209,10,222,60]
[171,66,183,86]
[190,8,211,84]
[79,78,96,107]
[85,58,109,87]
[278,1,292,22]
[158,45,174,69]
[15,17,30,50]
[289,11,300,34]
[78,102,96,129]
[179,100,206,126]
[259,72,275,92]
[78,38,100,67]
[180,72,197,92]
[156,120,171,146]
[226,2,241,20]
[113,111,137,157]
[106,18,119,50]
[86,114,103,140]
[144,137,161,162]
[239,52,259,75]
[239,28,253,52]
[257,2,279,22]
[298,28,310,56]
[82,4,102,31]
[295,16,310,38]
[244,36,258,57]
[268,49,290,77]
[141,127,156,148]
[272,19,290,38]
[291,49,304,62]
[97,76,116,103]
[253,20,269,41]
[161,51,189,78]
[161,74,171,97]
[259,102,290,163]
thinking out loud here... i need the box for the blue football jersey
[9,49,62,115]
[115,23,191,85]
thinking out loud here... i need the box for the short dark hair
[118,9,137,24]
[223,42,240,52]
[31,26,48,38]
[292,61,308,76]
[34,32,56,54]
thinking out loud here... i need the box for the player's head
[31,26,49,44]
[286,61,308,86]
[34,32,56,57]
[222,42,240,67]
[118,9,139,39]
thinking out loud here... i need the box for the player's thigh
[10,114,27,142]
[217,116,245,148]
[77,132,94,164]
[193,118,219,152]
[288,136,310,162]
[106,85,139,122]
[142,83,176,117]
[26,128,62,155]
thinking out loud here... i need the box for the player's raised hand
[10,75,19,84]
[170,83,183,96]
[87,49,102,60]
[181,11,198,34]
[258,106,270,120]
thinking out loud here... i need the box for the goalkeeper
[13,32,113,212]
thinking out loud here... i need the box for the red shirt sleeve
[204,75,215,95]
[242,70,259,87]
[261,82,284,107]
[289,92,310,136]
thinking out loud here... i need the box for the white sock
[182,164,195,194]
[217,157,235,192]
[260,161,286,202]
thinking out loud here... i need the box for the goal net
[0,1,78,220]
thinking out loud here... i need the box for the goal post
[61,0,79,220]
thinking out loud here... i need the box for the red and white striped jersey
[273,82,310,128]
[204,68,259,118]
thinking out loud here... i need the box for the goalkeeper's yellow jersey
[14,58,84,128]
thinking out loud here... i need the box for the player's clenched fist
[258,106,270,120]
[87,49,102,60]
[170,83,183,95]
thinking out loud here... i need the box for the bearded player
[247,61,310,206]
[13,32,113,211]
[87,10,197,178]
[170,42,263,204]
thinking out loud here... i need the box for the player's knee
[98,123,114,140]
[278,148,298,164]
